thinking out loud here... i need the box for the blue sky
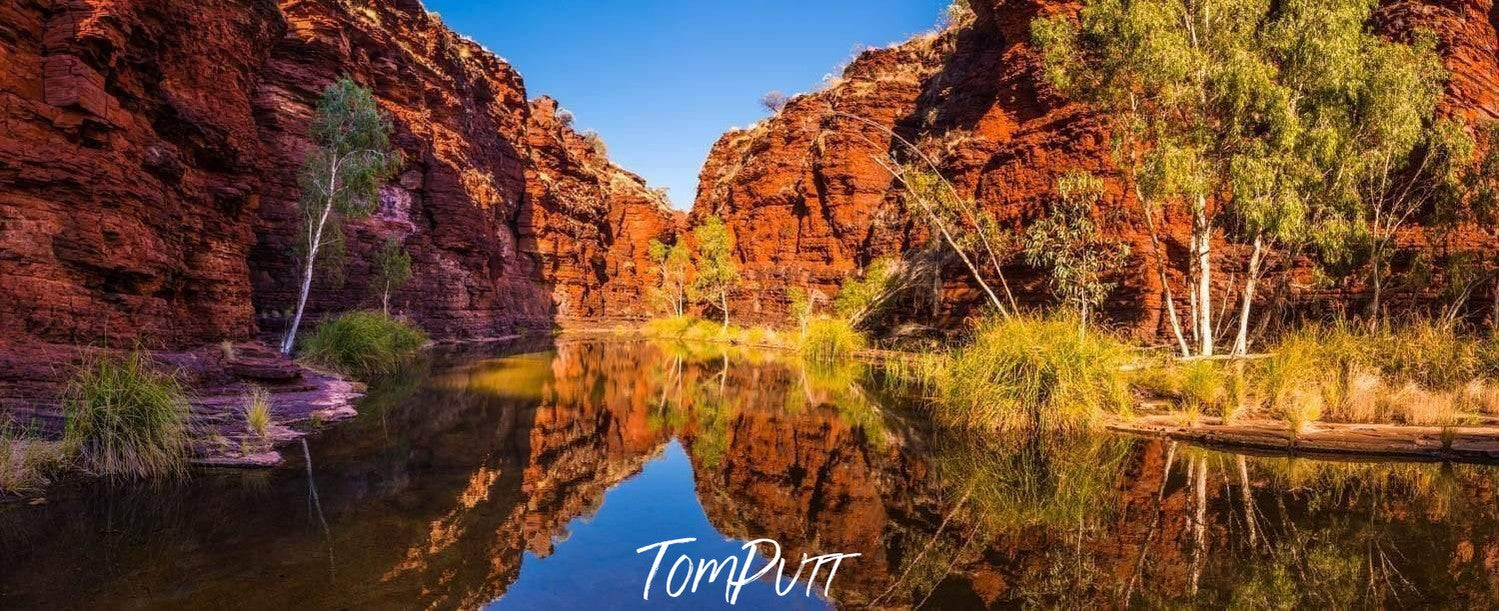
[425,0,950,210]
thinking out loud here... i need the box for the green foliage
[641,315,697,339]
[372,237,412,314]
[283,77,402,354]
[300,311,428,380]
[833,258,901,326]
[691,216,739,326]
[648,238,693,316]
[1023,171,1130,320]
[62,352,191,480]
[797,317,868,364]
[787,286,813,332]
[933,314,1131,432]
[1177,359,1228,414]
[1034,0,1451,346]
[297,77,402,250]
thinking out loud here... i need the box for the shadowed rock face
[0,0,679,349]
[691,0,1499,337]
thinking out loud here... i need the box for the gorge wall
[691,0,1499,337]
[0,0,678,350]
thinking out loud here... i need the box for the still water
[2,339,1498,609]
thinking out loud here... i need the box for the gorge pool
[3,339,1497,609]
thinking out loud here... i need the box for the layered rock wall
[0,0,679,349]
[0,0,284,347]
[691,0,1499,337]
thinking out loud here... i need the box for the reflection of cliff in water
[3,339,1498,609]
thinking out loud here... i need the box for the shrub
[299,311,428,379]
[641,315,696,338]
[798,317,867,364]
[61,352,191,480]
[934,314,1130,433]
[834,258,900,326]
[761,90,789,113]
[681,319,724,342]
[741,326,783,347]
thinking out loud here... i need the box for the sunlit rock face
[523,97,686,322]
[692,0,1499,337]
[0,0,681,349]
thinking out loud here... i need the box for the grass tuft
[299,311,428,380]
[61,351,191,480]
[0,422,66,494]
[797,317,867,364]
[932,313,1130,433]
[641,315,696,338]
[244,386,272,439]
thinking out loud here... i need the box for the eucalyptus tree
[371,237,412,316]
[280,78,401,355]
[691,216,740,329]
[648,238,693,316]
[1023,171,1131,325]
[1035,0,1448,356]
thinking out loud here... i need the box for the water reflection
[1,339,1496,609]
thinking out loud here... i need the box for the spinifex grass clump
[935,314,1130,433]
[797,317,867,364]
[1,422,66,494]
[62,351,191,480]
[244,386,272,439]
[1260,320,1495,429]
[299,311,428,379]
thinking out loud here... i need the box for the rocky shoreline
[1109,415,1499,464]
[0,342,363,470]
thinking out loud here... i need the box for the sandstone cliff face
[523,97,684,322]
[0,0,678,349]
[692,0,1499,336]
[0,0,283,347]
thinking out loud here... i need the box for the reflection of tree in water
[4,340,1499,609]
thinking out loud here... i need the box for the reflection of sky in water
[493,441,831,610]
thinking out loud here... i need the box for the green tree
[1023,171,1130,324]
[648,238,693,316]
[691,216,739,329]
[281,78,401,354]
[1035,0,1447,356]
[787,286,814,334]
[371,237,412,316]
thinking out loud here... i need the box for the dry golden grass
[1381,384,1473,427]
[1456,379,1499,415]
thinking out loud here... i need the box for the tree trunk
[280,200,334,355]
[721,290,729,330]
[1368,253,1383,329]
[1193,201,1215,356]
[382,287,390,316]
[1232,235,1264,356]
[871,156,1007,316]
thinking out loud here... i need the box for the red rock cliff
[523,96,684,322]
[691,0,1499,336]
[0,0,680,349]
